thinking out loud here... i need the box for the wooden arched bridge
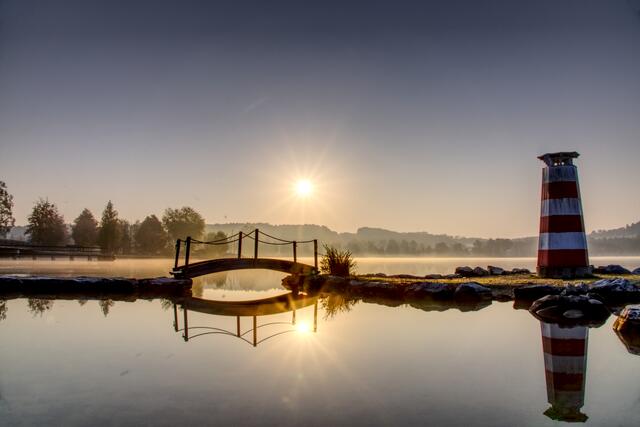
[171,229,319,279]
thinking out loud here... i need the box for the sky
[1,0,639,238]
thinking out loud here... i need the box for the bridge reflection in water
[172,292,318,347]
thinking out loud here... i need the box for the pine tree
[97,201,120,253]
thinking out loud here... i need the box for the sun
[294,179,313,197]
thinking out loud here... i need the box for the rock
[348,280,403,298]
[455,266,474,277]
[511,268,531,275]
[632,268,640,275]
[514,285,562,302]
[423,274,443,279]
[560,283,589,296]
[593,264,632,275]
[613,305,640,355]
[588,278,640,300]
[487,266,505,276]
[405,282,455,300]
[454,282,492,300]
[443,274,462,279]
[472,267,490,277]
[529,294,610,326]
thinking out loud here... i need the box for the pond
[1,265,639,426]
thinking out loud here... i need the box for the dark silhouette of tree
[0,181,15,238]
[99,299,115,316]
[197,231,228,257]
[77,299,88,306]
[135,215,168,254]
[97,201,120,253]
[0,300,7,321]
[118,220,133,254]
[71,208,98,246]
[162,206,205,241]
[27,298,54,316]
[434,242,449,255]
[25,199,68,245]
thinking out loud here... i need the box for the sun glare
[294,179,313,197]
[295,321,312,334]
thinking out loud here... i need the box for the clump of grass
[320,245,356,277]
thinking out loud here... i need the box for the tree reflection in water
[98,299,115,317]
[27,299,54,317]
[320,293,359,319]
[0,299,7,321]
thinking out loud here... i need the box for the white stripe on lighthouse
[540,198,583,217]
[538,232,588,250]
[543,354,587,374]
[543,166,578,183]
[541,323,587,339]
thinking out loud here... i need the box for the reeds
[320,244,356,277]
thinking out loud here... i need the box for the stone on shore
[455,266,474,277]
[487,266,505,275]
[405,282,455,299]
[587,278,640,300]
[593,264,632,275]
[530,294,610,326]
[632,268,640,275]
[511,268,531,274]
[514,284,563,302]
[454,282,492,300]
[613,305,640,355]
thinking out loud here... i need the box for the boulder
[613,305,640,355]
[455,266,474,277]
[593,264,632,275]
[514,284,562,302]
[632,268,640,275]
[348,280,403,298]
[423,274,444,280]
[511,268,531,275]
[487,266,505,276]
[560,283,589,296]
[472,267,490,277]
[454,282,492,300]
[405,282,455,300]
[529,294,610,326]
[588,278,640,300]
[443,274,462,279]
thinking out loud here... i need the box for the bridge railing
[174,228,318,271]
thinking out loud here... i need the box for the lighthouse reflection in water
[540,322,589,422]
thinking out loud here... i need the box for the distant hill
[6,220,639,256]
[590,221,640,239]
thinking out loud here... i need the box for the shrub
[320,245,356,277]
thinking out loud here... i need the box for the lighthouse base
[537,266,593,279]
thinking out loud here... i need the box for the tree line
[0,181,226,256]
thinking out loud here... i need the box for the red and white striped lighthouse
[537,152,591,278]
[540,322,589,422]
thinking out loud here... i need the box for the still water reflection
[1,270,639,426]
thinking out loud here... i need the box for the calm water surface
[1,260,640,426]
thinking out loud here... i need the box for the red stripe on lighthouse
[540,216,584,233]
[537,250,589,267]
[544,371,585,391]
[542,337,587,357]
[541,181,579,200]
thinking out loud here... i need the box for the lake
[1,258,639,426]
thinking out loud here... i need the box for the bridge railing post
[313,239,318,271]
[254,229,259,259]
[185,237,191,266]
[174,239,181,269]
[293,241,297,263]
[238,231,243,259]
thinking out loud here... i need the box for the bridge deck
[172,257,316,278]
[181,292,318,317]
